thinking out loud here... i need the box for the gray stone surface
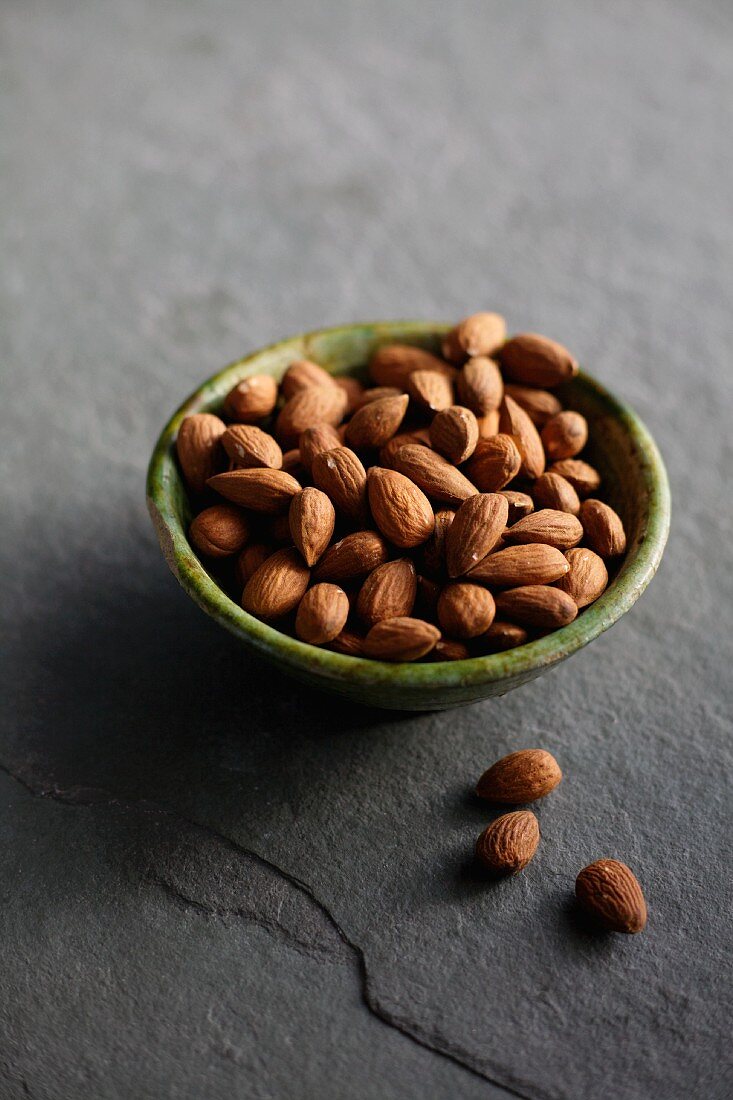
[1,1,732,1098]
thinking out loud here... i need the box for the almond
[579,499,627,557]
[235,542,272,586]
[334,375,364,414]
[532,471,581,515]
[575,860,647,934]
[289,488,336,566]
[475,811,540,873]
[379,429,432,468]
[295,583,349,644]
[354,385,403,411]
[429,406,479,464]
[464,434,522,492]
[547,458,601,496]
[346,393,409,449]
[369,344,452,388]
[367,467,435,548]
[281,359,337,398]
[299,424,342,472]
[421,509,454,578]
[476,749,562,803]
[556,547,608,608]
[414,575,441,620]
[189,504,250,558]
[476,409,501,438]
[456,356,504,414]
[269,512,295,544]
[446,493,508,577]
[442,312,507,363]
[177,413,226,493]
[541,410,588,461]
[329,628,366,657]
[224,375,278,422]
[500,490,534,523]
[222,424,283,470]
[275,385,348,448]
[207,468,301,513]
[504,384,562,426]
[407,369,454,413]
[495,585,578,629]
[427,639,470,661]
[480,620,528,652]
[497,333,578,388]
[505,509,583,550]
[499,395,545,480]
[437,582,495,639]
[357,558,417,626]
[392,444,477,507]
[312,530,389,582]
[241,547,310,619]
[311,446,368,524]
[469,543,569,587]
[363,616,441,661]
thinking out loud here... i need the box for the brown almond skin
[476,409,501,438]
[367,467,435,549]
[281,359,336,398]
[481,620,528,652]
[475,811,540,873]
[369,344,452,388]
[469,543,570,587]
[189,504,250,558]
[275,386,348,448]
[177,413,226,493]
[500,490,534,523]
[442,312,507,363]
[456,357,504,414]
[495,585,578,629]
[533,471,581,515]
[312,531,389,582]
[465,435,522,493]
[430,406,479,464]
[207,468,301,513]
[299,424,342,472]
[311,446,369,524]
[407,369,454,413]
[224,375,278,423]
[548,459,601,496]
[357,558,417,627]
[354,385,403,411]
[379,429,433,469]
[504,384,562,426]
[289,488,336,566]
[505,509,583,550]
[437,583,495,639]
[446,493,508,578]
[497,333,579,388]
[393,445,478,507]
[579,499,627,557]
[427,639,471,661]
[280,449,305,478]
[421,508,455,578]
[335,375,364,414]
[329,628,366,657]
[541,411,588,461]
[575,860,647,934]
[499,395,545,480]
[295,583,349,644]
[235,542,272,587]
[241,547,310,620]
[346,394,409,449]
[557,547,608,608]
[476,749,562,803]
[363,616,441,661]
[222,424,283,470]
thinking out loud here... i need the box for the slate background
[2,1,732,1098]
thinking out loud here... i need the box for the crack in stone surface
[0,761,531,1100]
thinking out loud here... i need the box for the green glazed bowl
[147,321,670,711]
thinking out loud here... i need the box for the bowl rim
[146,320,671,691]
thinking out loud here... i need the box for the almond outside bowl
[146,321,670,711]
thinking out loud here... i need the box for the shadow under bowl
[146,321,670,711]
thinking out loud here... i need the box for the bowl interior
[147,322,670,710]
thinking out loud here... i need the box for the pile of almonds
[177,314,628,661]
[474,748,647,934]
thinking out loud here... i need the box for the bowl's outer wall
[146,322,670,710]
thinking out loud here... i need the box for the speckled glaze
[146,322,670,710]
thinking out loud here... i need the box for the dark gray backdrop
[2,1,731,1098]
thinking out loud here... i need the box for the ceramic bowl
[147,321,670,710]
